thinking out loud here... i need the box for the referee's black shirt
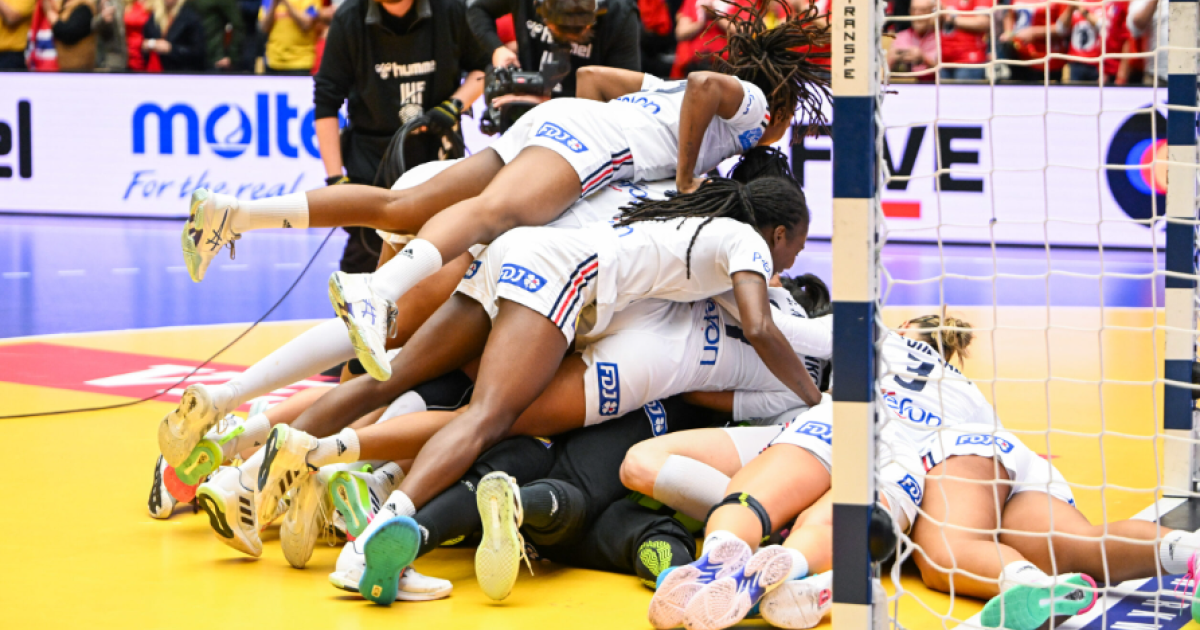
[314,0,489,182]
[465,0,641,97]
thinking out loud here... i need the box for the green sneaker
[981,574,1097,630]
[329,466,403,539]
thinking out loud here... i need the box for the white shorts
[769,404,924,532]
[488,99,634,198]
[720,425,789,467]
[456,227,599,343]
[917,423,1076,507]
[580,301,691,426]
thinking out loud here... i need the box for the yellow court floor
[0,310,1188,629]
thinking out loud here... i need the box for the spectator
[123,0,159,69]
[670,0,725,78]
[466,0,641,97]
[638,0,674,78]
[940,0,991,80]
[235,0,257,69]
[26,0,57,68]
[45,0,97,69]
[259,0,318,74]
[0,0,35,69]
[1062,2,1133,83]
[789,0,830,77]
[93,0,125,68]
[1000,0,1067,81]
[190,0,243,70]
[1127,0,1170,83]
[142,0,206,71]
[888,0,938,79]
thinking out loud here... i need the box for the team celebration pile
[131,2,1200,630]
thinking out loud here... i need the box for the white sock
[375,461,405,486]
[369,238,443,302]
[237,448,266,490]
[207,318,355,411]
[783,547,810,581]
[382,489,417,518]
[652,455,731,522]
[378,391,428,424]
[1160,529,1199,574]
[998,560,1053,592]
[212,413,271,458]
[307,428,361,468]
[229,192,309,232]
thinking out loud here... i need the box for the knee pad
[707,492,773,540]
[521,479,588,547]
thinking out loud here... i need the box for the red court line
[0,342,334,409]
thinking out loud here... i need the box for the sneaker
[329,539,453,600]
[684,545,795,630]
[196,465,262,557]
[163,464,201,503]
[148,456,179,519]
[256,424,317,518]
[281,470,333,569]
[329,271,397,382]
[158,383,224,468]
[980,573,1098,630]
[329,467,404,539]
[361,515,423,606]
[760,572,833,629]
[181,189,240,283]
[175,414,249,486]
[648,536,752,629]
[475,471,533,601]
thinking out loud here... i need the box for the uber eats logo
[0,100,32,179]
[132,93,321,159]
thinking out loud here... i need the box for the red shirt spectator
[1066,6,1102,61]
[940,0,991,65]
[640,0,671,36]
[1101,0,1131,77]
[124,0,160,70]
[671,0,727,77]
[789,0,830,68]
[1003,0,1068,71]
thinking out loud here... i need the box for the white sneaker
[174,413,245,486]
[648,536,752,629]
[475,471,532,601]
[181,189,241,283]
[158,383,225,468]
[281,469,333,569]
[329,541,453,600]
[760,572,833,630]
[329,467,404,539]
[197,465,262,557]
[684,545,795,630]
[256,424,318,518]
[329,271,397,382]
[148,455,178,519]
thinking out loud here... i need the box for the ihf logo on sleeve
[597,362,620,416]
[536,123,588,153]
[898,474,923,504]
[955,434,1015,453]
[796,421,832,445]
[498,264,546,292]
[644,400,667,436]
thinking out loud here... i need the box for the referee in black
[466,0,641,97]
[314,0,489,273]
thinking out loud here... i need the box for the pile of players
[148,3,1200,630]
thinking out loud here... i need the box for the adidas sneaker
[256,424,318,518]
[196,465,262,557]
[329,271,397,382]
[181,188,240,283]
[329,466,403,539]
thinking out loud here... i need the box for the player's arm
[731,271,822,407]
[467,0,517,67]
[681,391,735,412]
[676,72,747,194]
[575,66,647,102]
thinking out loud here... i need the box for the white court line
[2,271,30,279]
[221,264,249,271]
[112,268,139,275]
[165,266,188,273]
[949,496,1189,629]
[57,270,85,276]
[274,263,303,270]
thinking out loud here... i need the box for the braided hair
[780,273,831,318]
[729,146,795,184]
[705,0,832,134]
[616,176,809,278]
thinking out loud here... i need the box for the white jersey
[610,75,771,182]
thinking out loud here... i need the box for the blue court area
[0,214,1165,338]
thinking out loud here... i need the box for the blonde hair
[906,314,974,366]
[151,0,182,33]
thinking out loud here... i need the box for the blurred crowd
[0,0,1172,84]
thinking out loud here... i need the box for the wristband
[325,175,350,186]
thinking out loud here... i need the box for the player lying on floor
[180,3,831,384]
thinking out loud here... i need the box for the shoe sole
[980,574,1097,630]
[648,539,752,629]
[163,465,199,503]
[760,580,830,629]
[330,472,371,539]
[475,475,522,601]
[148,456,177,519]
[158,385,218,468]
[328,273,392,382]
[361,517,421,606]
[329,572,360,593]
[175,440,222,486]
[684,547,793,630]
[282,477,322,569]
[197,484,262,557]
[182,189,207,282]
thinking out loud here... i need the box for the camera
[479,53,571,135]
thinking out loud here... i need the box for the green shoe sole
[329,472,372,539]
[980,574,1097,630]
[176,440,222,485]
[361,517,421,606]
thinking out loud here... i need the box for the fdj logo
[463,260,482,280]
[498,264,547,292]
[796,421,833,445]
[132,94,323,159]
[597,362,620,416]
[0,100,31,179]
[898,474,923,504]
[955,434,1014,453]
[644,400,668,436]
[535,122,588,153]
